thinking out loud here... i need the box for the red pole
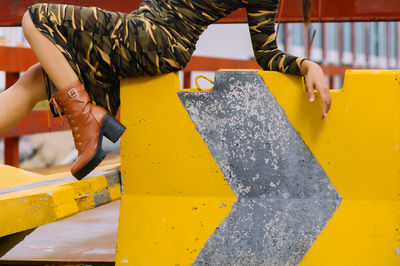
[338,23,343,64]
[304,25,310,59]
[386,22,390,68]
[395,22,399,68]
[322,23,327,63]
[4,72,20,167]
[184,71,191,89]
[284,24,289,52]
[365,22,369,67]
[329,76,334,90]
[352,23,357,65]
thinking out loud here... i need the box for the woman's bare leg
[0,11,79,133]
[0,63,47,132]
[22,11,79,90]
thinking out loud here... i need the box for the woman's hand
[300,60,331,119]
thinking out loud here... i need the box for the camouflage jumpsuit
[28,0,305,117]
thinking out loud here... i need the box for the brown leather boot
[52,81,126,179]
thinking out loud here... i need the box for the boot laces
[47,97,64,130]
[68,115,82,152]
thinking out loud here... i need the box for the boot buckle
[68,88,78,98]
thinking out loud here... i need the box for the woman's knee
[22,10,35,39]
[16,63,47,101]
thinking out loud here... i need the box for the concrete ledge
[0,186,77,237]
[0,164,122,237]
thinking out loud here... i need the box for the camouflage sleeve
[246,0,305,75]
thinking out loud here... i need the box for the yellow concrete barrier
[117,70,400,265]
[259,70,400,265]
[0,164,122,237]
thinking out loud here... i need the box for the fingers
[306,76,331,120]
[321,100,327,120]
[306,78,315,102]
[303,62,332,120]
[320,88,331,120]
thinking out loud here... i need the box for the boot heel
[102,113,126,143]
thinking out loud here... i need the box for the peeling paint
[395,247,400,258]
[105,170,121,187]
[93,189,111,207]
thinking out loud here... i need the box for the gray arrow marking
[178,71,341,265]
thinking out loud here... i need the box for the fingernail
[309,97,314,102]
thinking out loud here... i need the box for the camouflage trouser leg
[28,3,195,116]
[28,4,138,116]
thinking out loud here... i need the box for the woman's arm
[246,0,331,118]
[246,2,304,75]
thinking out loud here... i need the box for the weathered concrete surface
[178,71,341,265]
